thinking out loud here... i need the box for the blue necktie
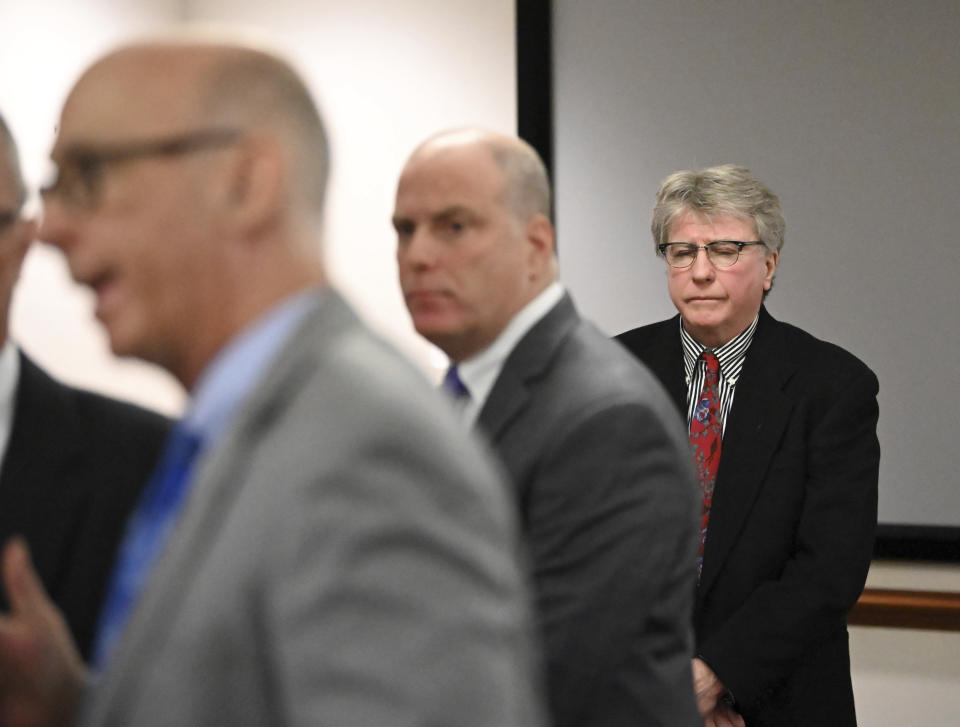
[91,424,204,669]
[442,365,470,400]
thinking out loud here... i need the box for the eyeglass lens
[665,242,744,268]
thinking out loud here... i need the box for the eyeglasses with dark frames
[40,127,243,211]
[658,240,767,269]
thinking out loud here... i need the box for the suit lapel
[0,356,86,592]
[0,355,79,492]
[476,294,579,445]
[697,308,797,598]
[632,316,687,413]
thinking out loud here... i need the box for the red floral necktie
[689,352,722,581]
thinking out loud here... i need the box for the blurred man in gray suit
[0,39,543,727]
[393,128,701,727]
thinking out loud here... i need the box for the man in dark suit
[617,164,879,727]
[394,128,701,727]
[0,40,542,727]
[0,111,168,660]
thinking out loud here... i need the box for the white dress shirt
[0,340,20,471]
[452,281,565,426]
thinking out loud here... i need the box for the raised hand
[0,538,88,727]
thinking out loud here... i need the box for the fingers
[713,703,745,727]
[2,538,50,621]
[691,658,726,717]
[0,537,78,666]
[0,540,87,727]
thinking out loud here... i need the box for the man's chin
[681,309,719,328]
[102,322,146,362]
[412,322,465,359]
[680,310,730,342]
[412,313,458,339]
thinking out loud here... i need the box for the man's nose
[689,246,715,281]
[400,229,438,269]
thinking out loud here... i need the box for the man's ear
[224,135,285,232]
[524,213,556,277]
[762,249,779,290]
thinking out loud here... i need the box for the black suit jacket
[617,307,879,726]
[0,354,170,659]
[477,294,701,727]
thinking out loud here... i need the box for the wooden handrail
[848,587,960,631]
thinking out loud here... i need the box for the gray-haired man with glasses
[0,112,169,661]
[618,165,879,727]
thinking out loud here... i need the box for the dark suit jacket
[0,353,169,660]
[617,306,879,727]
[477,294,701,727]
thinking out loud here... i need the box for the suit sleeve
[526,400,700,727]
[698,365,880,710]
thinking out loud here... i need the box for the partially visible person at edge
[0,110,168,661]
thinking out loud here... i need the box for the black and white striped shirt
[681,316,759,436]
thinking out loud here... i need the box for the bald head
[41,37,330,388]
[199,45,330,212]
[66,40,329,214]
[394,128,557,361]
[409,128,552,229]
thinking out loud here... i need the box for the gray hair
[651,164,784,255]
[201,47,330,213]
[415,128,552,225]
[0,112,25,207]
[483,136,552,224]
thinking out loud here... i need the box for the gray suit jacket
[476,294,700,727]
[78,290,544,727]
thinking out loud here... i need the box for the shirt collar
[0,340,19,467]
[456,280,565,421]
[680,313,759,386]
[0,340,18,411]
[183,288,319,444]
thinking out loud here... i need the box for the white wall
[1,0,516,413]
[552,0,960,528]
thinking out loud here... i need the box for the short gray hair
[201,47,330,213]
[483,136,552,224]
[414,128,552,224]
[651,164,784,255]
